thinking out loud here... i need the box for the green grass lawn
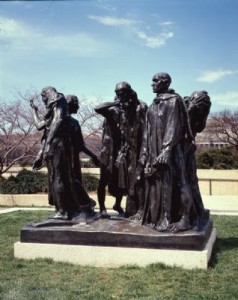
[0,211,238,300]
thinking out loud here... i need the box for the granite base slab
[14,228,217,269]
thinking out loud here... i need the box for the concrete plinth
[14,228,216,270]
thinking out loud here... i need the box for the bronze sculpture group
[30,72,211,233]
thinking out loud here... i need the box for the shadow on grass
[209,237,238,268]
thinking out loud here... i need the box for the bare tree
[207,109,238,153]
[76,96,103,155]
[0,94,41,175]
[77,96,103,138]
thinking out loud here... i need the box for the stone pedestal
[14,215,216,269]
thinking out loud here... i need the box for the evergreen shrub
[82,173,99,192]
[0,169,48,194]
[196,148,238,169]
[0,169,99,194]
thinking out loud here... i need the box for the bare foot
[113,204,125,216]
[100,210,110,218]
[129,210,143,221]
[48,211,68,220]
[155,216,170,231]
[168,218,191,233]
[89,198,97,208]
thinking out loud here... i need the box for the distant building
[195,119,229,151]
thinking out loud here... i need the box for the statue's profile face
[41,87,57,105]
[115,88,130,103]
[67,97,79,114]
[41,93,48,105]
[70,99,79,114]
[151,78,166,93]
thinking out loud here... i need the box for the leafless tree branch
[207,109,238,153]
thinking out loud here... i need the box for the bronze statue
[28,79,211,235]
[66,95,100,184]
[184,90,211,226]
[94,96,123,216]
[95,82,147,217]
[114,82,147,219]
[30,87,95,220]
[141,73,193,232]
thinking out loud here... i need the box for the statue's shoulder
[69,116,79,127]
[162,92,182,101]
[138,100,148,112]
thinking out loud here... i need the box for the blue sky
[0,0,238,112]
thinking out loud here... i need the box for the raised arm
[30,100,46,130]
[94,100,119,118]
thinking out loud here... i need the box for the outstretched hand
[32,158,43,171]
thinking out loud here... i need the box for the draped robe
[142,92,185,227]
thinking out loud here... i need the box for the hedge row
[196,148,238,169]
[0,169,99,194]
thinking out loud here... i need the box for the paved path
[1,195,238,216]
[0,207,53,214]
[202,195,238,215]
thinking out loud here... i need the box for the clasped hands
[136,151,170,180]
[152,151,170,168]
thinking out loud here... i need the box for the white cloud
[88,15,140,27]
[135,31,174,48]
[197,69,238,83]
[159,21,174,26]
[88,15,174,48]
[212,91,238,107]
[0,16,30,38]
[0,16,107,58]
